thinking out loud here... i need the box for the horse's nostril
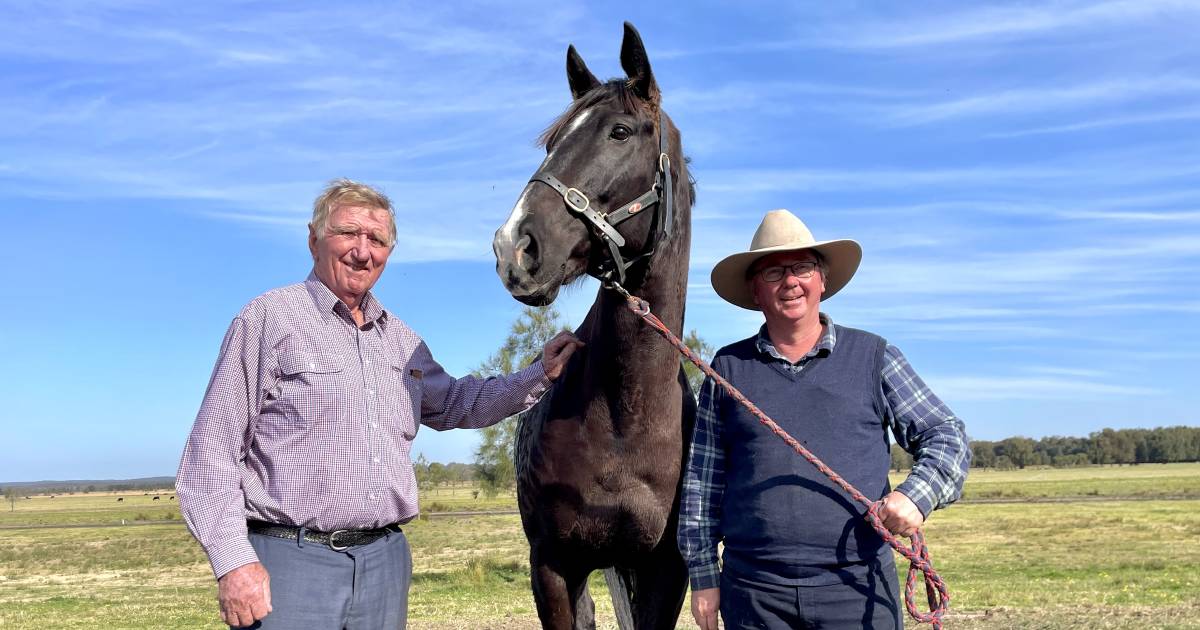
[524,235,539,265]
[515,234,540,273]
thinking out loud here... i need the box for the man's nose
[349,235,372,260]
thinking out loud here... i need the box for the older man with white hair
[178,178,582,629]
[678,209,970,630]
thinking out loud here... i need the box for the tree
[413,453,433,493]
[890,443,914,472]
[681,329,716,397]
[971,440,997,468]
[427,462,447,493]
[472,306,568,497]
[4,487,17,512]
[998,437,1036,469]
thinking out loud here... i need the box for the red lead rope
[620,293,949,628]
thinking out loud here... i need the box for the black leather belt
[247,520,402,551]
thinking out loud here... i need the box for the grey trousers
[236,528,412,629]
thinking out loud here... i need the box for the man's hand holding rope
[877,490,924,538]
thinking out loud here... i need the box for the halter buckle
[564,187,590,214]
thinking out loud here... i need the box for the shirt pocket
[270,350,347,425]
[389,360,423,440]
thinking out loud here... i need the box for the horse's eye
[609,125,632,142]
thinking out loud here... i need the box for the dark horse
[492,23,695,630]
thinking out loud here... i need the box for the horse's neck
[586,213,690,388]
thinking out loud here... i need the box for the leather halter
[529,109,675,287]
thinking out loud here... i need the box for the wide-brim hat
[711,210,862,310]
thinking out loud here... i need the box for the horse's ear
[619,22,659,103]
[567,45,600,101]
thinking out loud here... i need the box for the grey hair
[310,178,397,247]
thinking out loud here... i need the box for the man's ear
[308,224,319,260]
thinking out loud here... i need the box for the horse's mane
[538,80,652,149]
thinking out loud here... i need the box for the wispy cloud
[928,374,1161,402]
[820,0,1200,49]
[668,80,922,113]
[985,108,1200,138]
[1053,209,1200,222]
[697,158,1200,195]
[1025,366,1109,378]
[883,77,1200,126]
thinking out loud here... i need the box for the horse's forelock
[538,80,657,149]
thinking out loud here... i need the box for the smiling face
[750,250,826,329]
[309,204,394,308]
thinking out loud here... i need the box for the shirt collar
[755,313,836,363]
[305,271,389,327]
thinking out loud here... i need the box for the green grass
[948,463,1200,501]
[2,466,1199,628]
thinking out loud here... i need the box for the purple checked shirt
[177,273,550,579]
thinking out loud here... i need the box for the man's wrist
[209,541,260,581]
[688,564,721,591]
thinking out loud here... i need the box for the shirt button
[372,457,380,464]
[368,493,377,500]
[371,422,379,429]
[364,359,372,366]
[308,362,316,370]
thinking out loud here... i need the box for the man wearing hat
[678,210,970,629]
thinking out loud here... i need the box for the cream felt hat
[710,210,862,310]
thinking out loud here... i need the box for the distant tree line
[6,425,1197,502]
[411,457,477,493]
[0,479,176,495]
[967,426,1200,469]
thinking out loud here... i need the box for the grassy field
[1,464,1198,628]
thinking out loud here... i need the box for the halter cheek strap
[529,109,675,287]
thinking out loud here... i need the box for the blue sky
[2,1,1198,482]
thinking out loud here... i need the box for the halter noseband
[528,109,675,288]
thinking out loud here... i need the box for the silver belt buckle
[327,529,351,551]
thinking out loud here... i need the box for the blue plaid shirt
[678,314,970,590]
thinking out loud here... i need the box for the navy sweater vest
[715,325,891,585]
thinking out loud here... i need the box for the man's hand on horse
[541,332,585,381]
[878,490,925,537]
[217,561,272,628]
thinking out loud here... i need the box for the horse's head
[494,23,676,306]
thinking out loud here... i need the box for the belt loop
[296,526,306,549]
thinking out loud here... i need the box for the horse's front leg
[530,544,595,630]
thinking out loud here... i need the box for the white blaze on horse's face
[496,187,533,255]
[496,108,594,270]
[553,109,593,161]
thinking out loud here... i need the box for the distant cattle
[49,495,55,499]
[169,496,175,501]
[152,495,161,501]
[117,497,124,502]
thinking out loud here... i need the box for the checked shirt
[178,274,550,579]
[678,314,971,590]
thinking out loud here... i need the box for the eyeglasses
[757,261,819,283]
